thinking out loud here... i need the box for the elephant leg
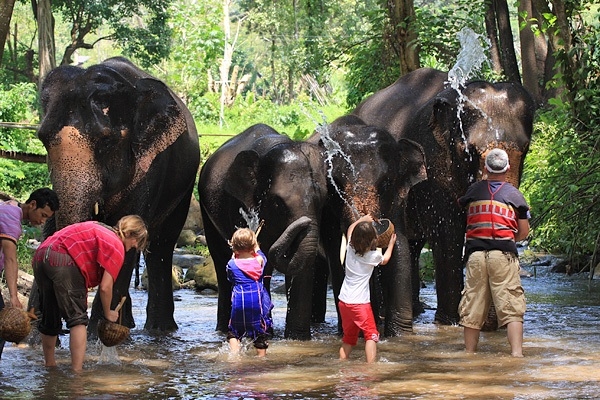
[370,268,385,326]
[409,239,427,316]
[431,226,465,325]
[311,256,329,323]
[201,215,232,333]
[284,272,314,340]
[381,235,414,336]
[143,240,177,331]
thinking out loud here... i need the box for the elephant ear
[431,90,460,148]
[397,138,427,187]
[223,150,260,208]
[130,78,190,175]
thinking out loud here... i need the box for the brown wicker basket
[0,307,37,344]
[97,297,129,347]
[373,218,395,248]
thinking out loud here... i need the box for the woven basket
[373,218,395,248]
[97,296,129,347]
[0,307,37,344]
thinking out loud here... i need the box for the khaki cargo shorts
[459,250,526,329]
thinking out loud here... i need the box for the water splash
[316,123,360,217]
[239,208,261,232]
[447,27,490,91]
[446,27,492,171]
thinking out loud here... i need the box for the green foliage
[194,92,345,148]
[0,83,50,198]
[414,0,486,70]
[17,226,42,273]
[521,8,600,256]
[52,0,173,66]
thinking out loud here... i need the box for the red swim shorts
[338,300,379,346]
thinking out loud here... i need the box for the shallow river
[1,265,600,399]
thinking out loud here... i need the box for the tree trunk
[494,0,521,83]
[37,0,55,83]
[387,0,420,74]
[484,0,502,74]
[531,0,568,101]
[0,0,16,67]
[219,0,233,128]
[518,0,541,103]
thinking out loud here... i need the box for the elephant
[307,114,427,336]
[35,57,200,333]
[353,67,535,326]
[198,123,329,340]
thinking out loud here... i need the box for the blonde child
[227,228,273,356]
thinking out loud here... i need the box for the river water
[1,264,599,399]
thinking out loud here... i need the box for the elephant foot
[412,301,426,316]
[284,328,311,341]
[434,310,459,326]
[481,305,499,331]
[383,320,413,337]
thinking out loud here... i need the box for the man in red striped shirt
[458,148,530,357]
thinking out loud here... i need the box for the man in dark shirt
[458,149,530,357]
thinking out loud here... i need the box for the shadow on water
[1,267,600,399]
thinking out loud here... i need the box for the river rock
[184,256,218,292]
[176,229,199,248]
[140,265,185,290]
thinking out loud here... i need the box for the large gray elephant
[353,68,535,326]
[198,123,329,340]
[308,115,427,336]
[36,57,200,333]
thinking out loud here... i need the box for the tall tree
[35,0,55,82]
[0,0,16,67]
[43,0,173,69]
[386,0,420,74]
[484,0,521,83]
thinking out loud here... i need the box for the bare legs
[463,321,524,357]
[229,338,267,357]
[507,321,523,357]
[41,324,87,371]
[339,340,377,363]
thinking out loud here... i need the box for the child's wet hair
[350,221,377,256]
[230,228,258,253]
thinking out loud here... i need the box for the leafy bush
[0,83,51,198]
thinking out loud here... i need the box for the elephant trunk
[47,127,103,229]
[268,216,316,276]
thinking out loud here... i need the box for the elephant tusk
[94,202,99,216]
[255,220,265,237]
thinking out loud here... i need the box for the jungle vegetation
[0,0,599,269]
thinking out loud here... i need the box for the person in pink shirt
[32,215,148,371]
[0,188,59,360]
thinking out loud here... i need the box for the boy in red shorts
[338,214,396,363]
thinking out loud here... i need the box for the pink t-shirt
[40,221,125,288]
[0,201,23,272]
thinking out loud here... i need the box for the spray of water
[239,207,261,232]
[298,103,361,217]
[316,123,360,217]
[446,27,493,168]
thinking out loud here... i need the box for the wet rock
[141,265,184,290]
[183,195,203,232]
[184,256,218,291]
[173,251,205,268]
[177,229,198,247]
